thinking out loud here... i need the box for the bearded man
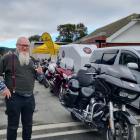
[0,37,43,140]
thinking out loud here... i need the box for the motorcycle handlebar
[86,72,105,76]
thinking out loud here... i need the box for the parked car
[89,46,140,110]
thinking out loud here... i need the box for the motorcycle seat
[81,87,94,97]
[77,69,93,87]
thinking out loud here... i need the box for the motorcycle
[54,66,73,96]
[34,61,50,88]
[44,60,57,89]
[45,58,74,96]
[59,65,140,140]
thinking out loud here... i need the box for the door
[119,50,140,109]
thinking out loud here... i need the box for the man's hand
[2,88,11,99]
[35,66,43,74]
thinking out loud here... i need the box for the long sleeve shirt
[0,80,6,94]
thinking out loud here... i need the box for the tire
[54,84,62,96]
[106,120,136,140]
[54,87,60,96]
[38,80,43,84]
[49,83,54,93]
[42,79,49,88]
[50,89,54,93]
[59,87,67,106]
[44,82,49,88]
[71,112,78,121]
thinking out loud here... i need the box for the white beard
[18,52,30,66]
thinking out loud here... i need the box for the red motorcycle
[45,57,74,96]
[45,62,57,90]
[50,66,74,96]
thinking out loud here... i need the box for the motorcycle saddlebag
[64,90,79,107]
[68,79,79,92]
[63,79,79,107]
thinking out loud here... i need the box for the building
[75,13,140,48]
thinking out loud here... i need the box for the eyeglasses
[17,44,30,47]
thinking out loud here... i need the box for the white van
[58,44,97,72]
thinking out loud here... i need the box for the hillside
[0,47,16,55]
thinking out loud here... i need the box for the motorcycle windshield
[101,65,137,83]
[98,65,140,93]
[99,74,140,93]
[131,69,140,84]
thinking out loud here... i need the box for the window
[90,50,103,64]
[119,52,138,66]
[101,53,117,65]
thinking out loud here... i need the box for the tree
[75,23,88,40]
[28,35,41,42]
[56,23,88,43]
[0,47,15,55]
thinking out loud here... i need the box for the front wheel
[106,120,136,140]
[71,112,79,121]
[43,79,49,88]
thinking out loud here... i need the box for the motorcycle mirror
[48,57,51,62]
[96,67,101,74]
[127,62,138,70]
[84,64,91,68]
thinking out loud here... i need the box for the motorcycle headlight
[119,90,138,100]
[119,91,128,98]
[63,73,68,79]
[127,94,138,99]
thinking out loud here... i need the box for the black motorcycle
[59,65,140,140]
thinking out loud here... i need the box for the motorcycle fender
[114,111,138,125]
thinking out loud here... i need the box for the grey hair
[16,37,30,46]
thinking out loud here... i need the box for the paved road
[0,81,74,129]
[0,81,140,140]
[32,131,140,140]
[0,122,139,140]
[34,132,105,140]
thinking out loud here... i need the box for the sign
[83,47,92,54]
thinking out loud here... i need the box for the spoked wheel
[106,120,136,140]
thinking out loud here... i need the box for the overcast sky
[0,0,140,45]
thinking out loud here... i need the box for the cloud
[0,39,16,48]
[0,0,140,41]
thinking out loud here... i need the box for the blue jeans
[5,93,35,140]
